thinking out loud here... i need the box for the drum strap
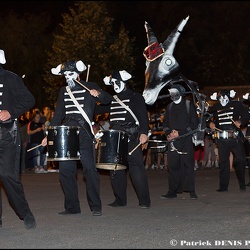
[66,86,95,137]
[113,95,139,126]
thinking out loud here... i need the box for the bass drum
[96,130,128,170]
[148,133,167,153]
[46,125,80,161]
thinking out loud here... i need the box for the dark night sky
[1,1,72,12]
[2,2,250,92]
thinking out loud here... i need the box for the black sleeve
[8,72,35,118]
[84,81,113,105]
[133,93,149,135]
[50,87,66,126]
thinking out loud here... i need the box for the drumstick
[86,64,91,82]
[226,113,240,128]
[214,127,223,132]
[27,143,43,152]
[73,79,91,92]
[128,142,142,155]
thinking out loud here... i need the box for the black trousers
[109,134,151,206]
[167,138,196,194]
[59,128,102,212]
[217,138,246,189]
[0,127,32,219]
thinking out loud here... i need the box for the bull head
[142,17,209,146]
[142,16,189,105]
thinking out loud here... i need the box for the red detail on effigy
[143,42,164,62]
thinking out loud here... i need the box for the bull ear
[163,16,189,55]
[76,60,87,72]
[230,90,236,98]
[51,64,62,75]
[145,21,158,45]
[103,76,111,85]
[243,93,249,100]
[210,92,218,100]
[119,70,132,81]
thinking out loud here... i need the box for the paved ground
[0,167,249,249]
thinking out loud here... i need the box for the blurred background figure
[27,110,47,173]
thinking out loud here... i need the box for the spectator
[27,110,47,173]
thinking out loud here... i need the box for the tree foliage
[43,1,136,105]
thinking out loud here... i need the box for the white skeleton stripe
[218,112,233,117]
[219,121,232,125]
[111,106,128,110]
[65,104,84,108]
[111,99,130,104]
[66,110,81,114]
[110,118,126,121]
[219,117,231,120]
[110,111,127,115]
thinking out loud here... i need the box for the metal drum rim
[96,163,127,170]
[47,157,80,161]
[48,125,80,129]
[98,129,128,134]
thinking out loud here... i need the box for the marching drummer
[208,89,249,192]
[99,70,151,209]
[42,60,112,216]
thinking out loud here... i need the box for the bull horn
[163,16,189,55]
[145,21,158,45]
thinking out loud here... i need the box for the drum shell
[148,134,167,153]
[96,130,128,170]
[46,125,80,161]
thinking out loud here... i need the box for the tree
[0,10,52,109]
[43,1,136,105]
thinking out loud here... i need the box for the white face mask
[219,95,229,106]
[64,71,78,89]
[169,88,181,102]
[173,96,182,104]
[110,79,125,93]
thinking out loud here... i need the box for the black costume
[208,98,249,191]
[0,64,36,228]
[50,82,111,214]
[100,87,151,207]
[162,97,199,198]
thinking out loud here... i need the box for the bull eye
[165,58,172,66]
